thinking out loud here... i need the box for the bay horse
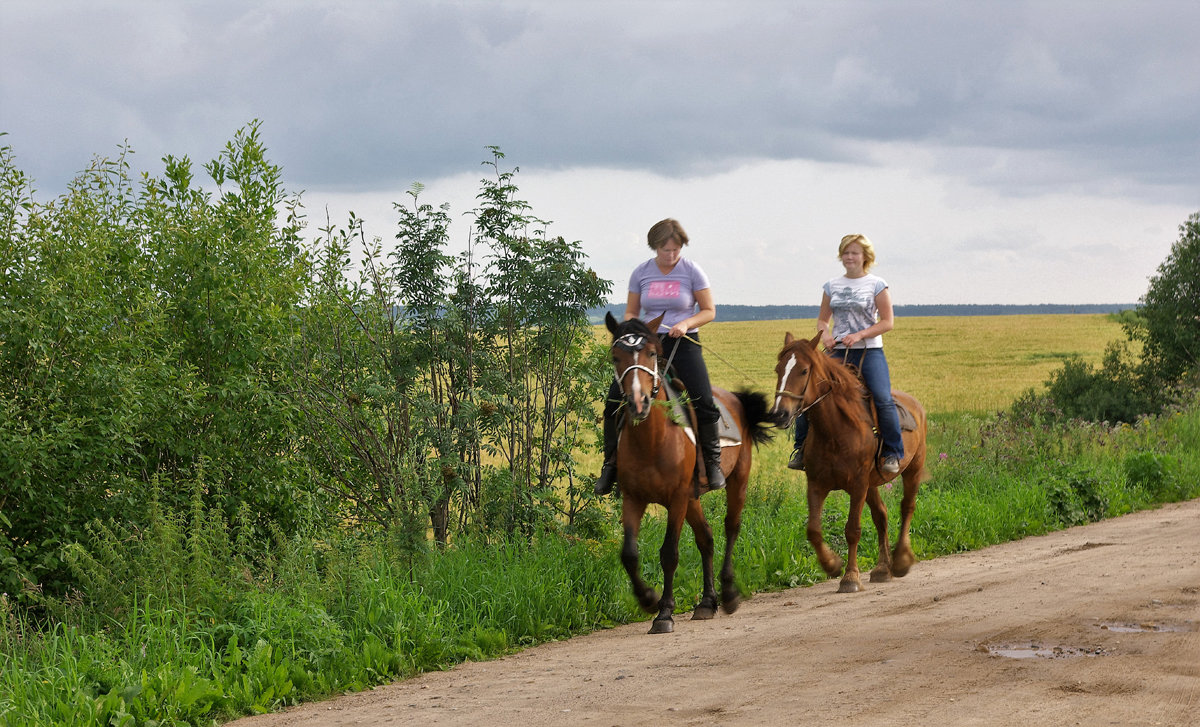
[605,312,774,633]
[769,332,928,593]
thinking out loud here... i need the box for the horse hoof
[692,606,716,621]
[891,551,916,577]
[649,618,675,634]
[869,569,892,583]
[721,591,742,615]
[837,579,861,594]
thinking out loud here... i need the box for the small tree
[1126,211,1200,385]
[472,149,611,538]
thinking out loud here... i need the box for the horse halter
[612,332,661,400]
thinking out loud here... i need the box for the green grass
[4,314,1197,727]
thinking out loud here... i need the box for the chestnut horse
[769,332,928,593]
[605,312,773,633]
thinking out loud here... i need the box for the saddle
[660,373,740,497]
[842,362,918,432]
[660,376,741,447]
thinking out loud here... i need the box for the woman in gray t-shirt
[789,234,906,474]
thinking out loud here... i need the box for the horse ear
[605,311,619,334]
[784,332,795,347]
[808,332,821,348]
[647,313,665,333]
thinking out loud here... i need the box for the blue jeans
[792,347,905,460]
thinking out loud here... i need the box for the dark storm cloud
[2,0,1197,201]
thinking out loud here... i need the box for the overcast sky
[3,0,1197,305]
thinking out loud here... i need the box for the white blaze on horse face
[774,353,798,410]
[630,350,645,414]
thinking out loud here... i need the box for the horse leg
[620,498,659,614]
[685,499,719,621]
[806,487,844,579]
[838,488,867,593]
[718,478,747,614]
[649,500,688,634]
[865,486,893,583]
[891,452,924,577]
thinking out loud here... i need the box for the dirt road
[231,499,1200,727]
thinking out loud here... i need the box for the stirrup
[787,447,805,471]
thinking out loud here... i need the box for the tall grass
[4,315,1196,727]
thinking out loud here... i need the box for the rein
[777,378,833,416]
[681,333,756,386]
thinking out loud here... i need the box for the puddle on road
[983,620,1194,658]
[1096,621,1191,633]
[984,644,1105,659]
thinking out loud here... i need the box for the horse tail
[734,389,776,447]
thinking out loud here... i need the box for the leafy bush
[0,126,316,600]
[1123,451,1183,500]
[1030,210,1199,424]
[1042,465,1109,526]
[1042,342,1152,423]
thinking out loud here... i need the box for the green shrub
[1043,343,1152,423]
[1043,465,1109,526]
[1123,451,1183,500]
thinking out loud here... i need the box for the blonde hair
[647,218,689,250]
[838,233,877,272]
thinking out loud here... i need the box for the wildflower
[939,452,948,461]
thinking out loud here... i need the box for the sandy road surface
[230,499,1200,727]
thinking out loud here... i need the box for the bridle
[612,332,662,401]
[775,352,834,417]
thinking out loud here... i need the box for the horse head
[770,331,826,427]
[606,311,666,423]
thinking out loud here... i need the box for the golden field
[602,314,1129,416]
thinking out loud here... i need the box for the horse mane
[614,316,657,341]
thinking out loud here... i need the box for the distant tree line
[588,302,1137,324]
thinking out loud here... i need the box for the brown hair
[647,218,689,250]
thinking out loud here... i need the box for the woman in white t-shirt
[789,234,905,473]
[595,218,726,496]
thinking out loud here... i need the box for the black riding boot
[698,419,726,491]
[594,415,619,496]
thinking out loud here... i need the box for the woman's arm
[839,288,895,347]
[667,287,716,338]
[816,292,836,350]
[623,291,640,321]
